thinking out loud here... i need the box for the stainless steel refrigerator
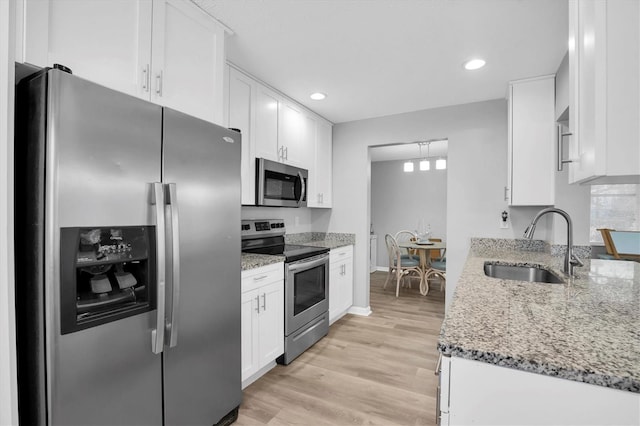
[14,66,242,425]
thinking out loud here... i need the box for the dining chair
[427,238,446,291]
[394,230,419,261]
[384,234,424,297]
[598,229,640,261]
[428,238,445,262]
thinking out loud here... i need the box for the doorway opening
[368,139,448,300]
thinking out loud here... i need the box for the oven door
[284,253,329,335]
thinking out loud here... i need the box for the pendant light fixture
[419,142,430,171]
[401,139,447,172]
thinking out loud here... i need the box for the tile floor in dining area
[235,271,446,426]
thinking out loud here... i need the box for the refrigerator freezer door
[161,108,242,425]
[45,70,164,424]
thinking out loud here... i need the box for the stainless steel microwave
[256,158,307,207]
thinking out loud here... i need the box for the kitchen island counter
[439,238,640,393]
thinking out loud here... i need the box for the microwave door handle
[151,182,166,354]
[297,171,306,206]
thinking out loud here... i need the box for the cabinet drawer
[241,262,284,293]
[330,245,353,264]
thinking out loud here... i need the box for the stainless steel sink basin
[483,262,564,284]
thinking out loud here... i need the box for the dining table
[398,240,446,295]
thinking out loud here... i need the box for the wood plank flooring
[235,271,446,426]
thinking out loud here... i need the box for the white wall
[328,99,590,312]
[371,159,447,268]
[0,0,18,423]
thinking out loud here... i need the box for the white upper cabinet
[227,67,256,205]
[151,0,226,124]
[507,75,556,206]
[308,118,332,208]
[22,0,152,96]
[20,0,227,124]
[227,65,333,207]
[567,0,640,184]
[254,85,281,163]
[278,102,312,170]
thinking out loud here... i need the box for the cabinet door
[329,263,343,323]
[28,0,152,98]
[309,119,332,208]
[241,289,259,382]
[151,0,225,124]
[299,113,316,172]
[568,0,603,184]
[254,85,280,162]
[257,281,284,366]
[508,76,555,205]
[342,258,353,312]
[278,101,307,168]
[228,67,256,205]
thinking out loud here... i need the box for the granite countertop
[241,232,355,270]
[438,238,640,393]
[285,232,356,249]
[241,253,285,271]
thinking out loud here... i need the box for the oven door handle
[287,254,328,272]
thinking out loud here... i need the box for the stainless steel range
[241,219,329,364]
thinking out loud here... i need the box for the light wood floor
[235,271,446,426]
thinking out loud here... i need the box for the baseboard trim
[348,306,372,317]
[375,266,388,272]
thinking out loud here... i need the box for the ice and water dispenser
[60,226,156,334]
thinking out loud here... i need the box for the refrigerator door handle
[166,183,181,348]
[151,182,166,354]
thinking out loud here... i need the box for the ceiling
[193,0,568,126]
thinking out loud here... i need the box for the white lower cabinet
[438,356,640,426]
[329,245,353,324]
[241,263,284,388]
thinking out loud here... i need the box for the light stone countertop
[438,239,640,393]
[285,232,355,249]
[241,232,355,270]
[241,253,284,271]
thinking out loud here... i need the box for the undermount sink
[483,262,564,284]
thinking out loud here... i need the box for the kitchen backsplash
[470,238,592,259]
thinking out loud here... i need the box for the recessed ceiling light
[463,59,486,70]
[310,92,326,100]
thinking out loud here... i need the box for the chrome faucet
[523,207,583,277]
